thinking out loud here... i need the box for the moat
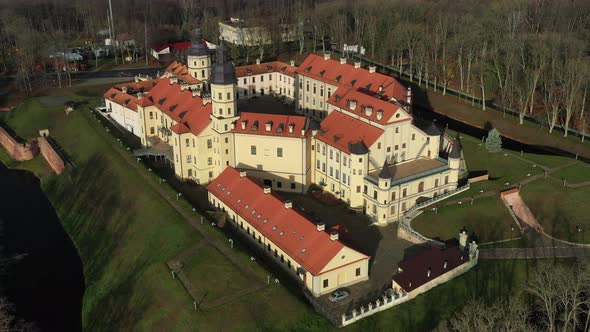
[0,162,84,331]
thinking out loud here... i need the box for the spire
[378,159,393,179]
[216,39,227,65]
[210,39,236,85]
[188,28,210,56]
[449,136,462,159]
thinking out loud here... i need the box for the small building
[208,167,370,297]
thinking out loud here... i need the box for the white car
[329,290,350,302]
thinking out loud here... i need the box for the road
[77,67,161,80]
[480,246,590,259]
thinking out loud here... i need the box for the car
[329,289,350,302]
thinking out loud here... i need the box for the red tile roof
[208,167,368,275]
[153,41,194,53]
[393,246,469,293]
[141,78,212,136]
[327,86,411,125]
[236,61,297,78]
[103,79,161,112]
[315,111,383,154]
[232,112,307,138]
[164,61,201,84]
[296,54,407,103]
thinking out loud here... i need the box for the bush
[485,128,502,152]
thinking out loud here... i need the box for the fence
[399,183,471,221]
[341,290,409,327]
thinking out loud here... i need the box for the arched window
[418,181,424,193]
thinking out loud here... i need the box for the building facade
[104,40,463,224]
[208,167,370,297]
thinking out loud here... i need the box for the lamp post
[176,192,182,201]
[229,238,233,249]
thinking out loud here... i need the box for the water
[0,162,84,331]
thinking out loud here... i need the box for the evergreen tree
[485,128,502,152]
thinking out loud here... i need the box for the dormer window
[301,248,306,253]
[272,226,277,231]
[304,66,312,73]
[319,70,326,77]
[169,104,177,112]
[262,219,268,224]
[252,121,259,131]
[158,97,167,105]
[110,93,117,98]
[335,75,342,82]
[279,231,284,236]
[237,199,241,203]
[349,79,357,87]
[245,205,249,209]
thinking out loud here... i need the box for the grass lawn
[412,196,516,243]
[521,177,590,244]
[552,163,590,184]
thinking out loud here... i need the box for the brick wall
[0,127,39,161]
[38,136,65,174]
[468,174,489,183]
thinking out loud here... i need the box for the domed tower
[187,29,212,83]
[448,137,462,170]
[210,41,238,131]
[378,159,392,190]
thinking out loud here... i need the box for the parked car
[329,289,350,302]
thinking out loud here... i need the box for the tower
[187,29,212,84]
[378,159,392,190]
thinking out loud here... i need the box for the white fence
[341,290,409,327]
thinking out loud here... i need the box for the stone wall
[38,137,65,174]
[468,173,489,183]
[0,127,39,161]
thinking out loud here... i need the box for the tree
[485,128,502,152]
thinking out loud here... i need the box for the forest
[0,0,587,137]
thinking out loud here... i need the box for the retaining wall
[38,137,65,174]
[468,174,489,183]
[0,127,39,161]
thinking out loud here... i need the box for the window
[323,279,329,288]
[218,92,222,100]
[395,145,399,150]
[225,137,229,143]
[209,171,213,178]
[392,192,396,200]
[277,148,283,157]
[357,186,361,193]
[291,183,296,189]
[149,112,153,119]
[373,190,377,199]
[343,157,347,166]
[387,147,391,152]
[355,268,361,276]
[445,175,449,184]
[427,137,431,144]
[363,185,368,194]
[418,182,424,193]
[412,134,416,140]
[329,166,333,177]
[322,162,326,172]
[395,128,399,133]
[227,92,231,100]
[186,155,192,163]
[207,139,212,149]
[335,170,340,180]
[188,169,193,177]
[269,74,272,80]
[403,188,407,197]
[150,127,155,135]
[201,69,205,77]
[378,143,381,149]
[277,182,282,188]
[185,139,190,147]
[261,76,264,82]
[435,179,439,187]
[316,160,320,169]
[390,205,396,214]
[243,78,247,84]
[251,145,257,155]
[253,77,256,83]
[402,202,407,211]
[207,157,212,165]
[329,150,333,159]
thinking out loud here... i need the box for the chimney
[239,171,247,178]
[369,66,376,73]
[121,86,128,94]
[330,231,339,241]
[459,230,468,249]
[290,60,295,66]
[378,85,383,92]
[376,110,383,120]
[263,185,271,194]
[427,268,431,278]
[316,223,325,231]
[284,200,293,209]
[134,76,139,83]
[365,106,373,117]
[265,121,272,132]
[347,99,357,110]
[323,52,331,60]
[443,260,448,269]
[354,62,361,69]
[256,58,261,65]
[136,92,143,99]
[288,123,294,133]
[241,121,247,130]
[340,58,346,65]
[406,87,412,104]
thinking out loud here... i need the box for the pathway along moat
[0,162,84,331]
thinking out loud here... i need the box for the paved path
[480,246,590,259]
[501,191,543,232]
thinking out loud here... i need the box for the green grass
[552,163,590,184]
[521,177,590,244]
[412,196,516,243]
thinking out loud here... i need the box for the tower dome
[188,29,210,57]
[210,41,237,85]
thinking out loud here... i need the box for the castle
[103,34,462,227]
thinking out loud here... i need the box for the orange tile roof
[315,111,383,154]
[297,54,407,103]
[208,167,368,275]
[232,112,307,138]
[328,86,411,125]
[142,78,212,136]
[103,79,161,112]
[236,61,297,77]
[164,61,201,84]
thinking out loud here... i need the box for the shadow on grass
[43,154,149,329]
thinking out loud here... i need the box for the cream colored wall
[208,191,367,297]
[137,105,164,147]
[237,72,295,100]
[233,133,308,192]
[296,74,338,120]
[187,54,211,82]
[105,99,141,137]
[170,125,218,183]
